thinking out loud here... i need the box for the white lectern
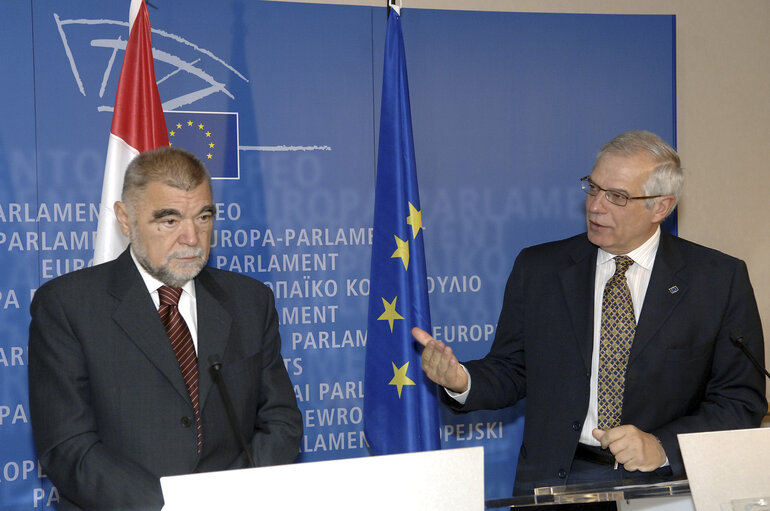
[679,427,770,510]
[161,446,484,511]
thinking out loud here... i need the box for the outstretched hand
[412,327,469,394]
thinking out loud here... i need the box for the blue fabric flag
[164,111,240,179]
[363,8,441,455]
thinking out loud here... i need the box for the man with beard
[28,147,302,511]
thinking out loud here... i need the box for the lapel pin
[668,286,679,294]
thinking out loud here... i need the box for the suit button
[181,416,194,427]
[558,469,567,479]
[572,421,582,431]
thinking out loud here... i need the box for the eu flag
[363,7,441,455]
[164,111,239,179]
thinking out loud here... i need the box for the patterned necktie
[597,255,636,430]
[158,285,202,453]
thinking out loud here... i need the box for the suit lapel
[629,231,687,364]
[194,268,233,410]
[109,250,192,404]
[559,236,598,372]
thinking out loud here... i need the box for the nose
[177,219,200,246]
[586,191,608,213]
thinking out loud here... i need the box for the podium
[678,427,770,510]
[486,427,770,510]
[485,480,693,510]
[159,428,770,510]
[161,446,484,510]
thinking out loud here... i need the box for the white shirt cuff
[444,364,471,404]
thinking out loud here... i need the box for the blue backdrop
[0,1,675,508]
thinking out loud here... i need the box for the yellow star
[198,123,204,130]
[207,153,213,159]
[406,202,423,239]
[388,361,416,398]
[205,131,212,138]
[209,142,215,148]
[176,123,182,129]
[391,235,409,270]
[169,130,175,137]
[377,296,404,333]
[187,120,193,126]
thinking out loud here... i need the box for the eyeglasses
[580,176,663,207]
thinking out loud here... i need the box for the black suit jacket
[451,231,766,494]
[28,249,302,510]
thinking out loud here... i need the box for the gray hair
[122,146,211,212]
[595,130,684,211]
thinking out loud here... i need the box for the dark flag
[363,6,441,455]
[165,111,240,179]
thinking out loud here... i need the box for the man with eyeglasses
[413,130,766,501]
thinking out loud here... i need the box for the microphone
[730,330,770,380]
[208,354,256,468]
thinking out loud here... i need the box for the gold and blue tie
[597,255,635,430]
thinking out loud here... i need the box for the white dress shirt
[130,249,200,352]
[579,227,660,445]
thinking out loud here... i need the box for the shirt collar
[597,226,661,271]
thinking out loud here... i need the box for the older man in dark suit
[414,130,766,498]
[29,147,302,510]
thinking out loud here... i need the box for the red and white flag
[93,0,168,264]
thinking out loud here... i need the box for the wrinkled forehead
[591,152,657,190]
[132,180,213,216]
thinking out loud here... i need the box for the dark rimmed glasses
[580,176,663,207]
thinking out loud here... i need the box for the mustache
[164,248,205,263]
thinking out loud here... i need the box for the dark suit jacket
[451,231,766,494]
[28,248,302,510]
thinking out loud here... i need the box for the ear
[114,201,132,237]
[651,195,676,223]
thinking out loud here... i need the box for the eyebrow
[588,177,630,196]
[152,205,216,220]
[152,208,181,220]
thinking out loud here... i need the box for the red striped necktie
[158,285,201,453]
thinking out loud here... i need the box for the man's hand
[412,327,469,394]
[592,425,666,472]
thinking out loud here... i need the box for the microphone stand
[209,354,257,468]
[730,331,770,380]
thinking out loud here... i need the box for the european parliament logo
[164,111,240,179]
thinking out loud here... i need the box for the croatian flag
[93,0,168,264]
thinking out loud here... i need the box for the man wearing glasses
[413,130,766,499]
